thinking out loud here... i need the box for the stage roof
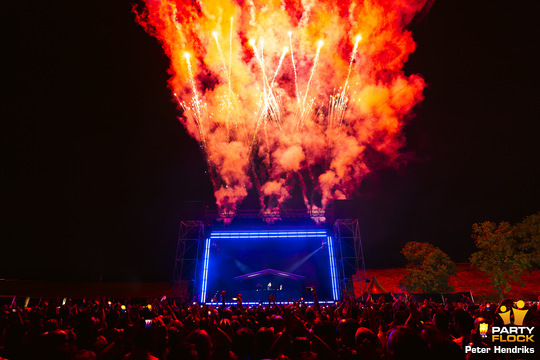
[234,269,306,281]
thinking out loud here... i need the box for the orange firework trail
[135,0,430,218]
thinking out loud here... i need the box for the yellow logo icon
[498,300,528,326]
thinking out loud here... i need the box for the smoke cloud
[135,0,430,216]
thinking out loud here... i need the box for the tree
[400,241,456,293]
[513,212,540,268]
[470,212,540,299]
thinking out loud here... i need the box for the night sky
[4,1,539,282]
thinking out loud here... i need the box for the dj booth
[233,268,305,302]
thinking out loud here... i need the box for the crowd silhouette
[0,290,538,360]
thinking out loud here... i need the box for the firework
[135,0,429,217]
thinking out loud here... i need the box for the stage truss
[172,215,367,302]
[172,220,204,299]
[333,219,368,297]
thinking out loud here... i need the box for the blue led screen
[201,230,338,303]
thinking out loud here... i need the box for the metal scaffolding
[333,219,367,297]
[172,212,366,301]
[172,221,205,299]
[210,208,327,222]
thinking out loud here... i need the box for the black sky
[3,1,539,282]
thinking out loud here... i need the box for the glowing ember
[135,0,429,217]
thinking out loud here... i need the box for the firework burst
[135,0,429,218]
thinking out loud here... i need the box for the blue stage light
[200,238,211,303]
[205,300,337,306]
[210,230,328,239]
[200,229,340,303]
[327,236,339,300]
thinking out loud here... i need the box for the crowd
[0,290,538,360]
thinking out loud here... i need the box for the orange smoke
[135,0,430,216]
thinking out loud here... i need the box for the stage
[200,229,339,303]
[173,213,366,303]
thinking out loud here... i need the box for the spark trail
[301,40,323,120]
[271,46,288,87]
[289,31,300,106]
